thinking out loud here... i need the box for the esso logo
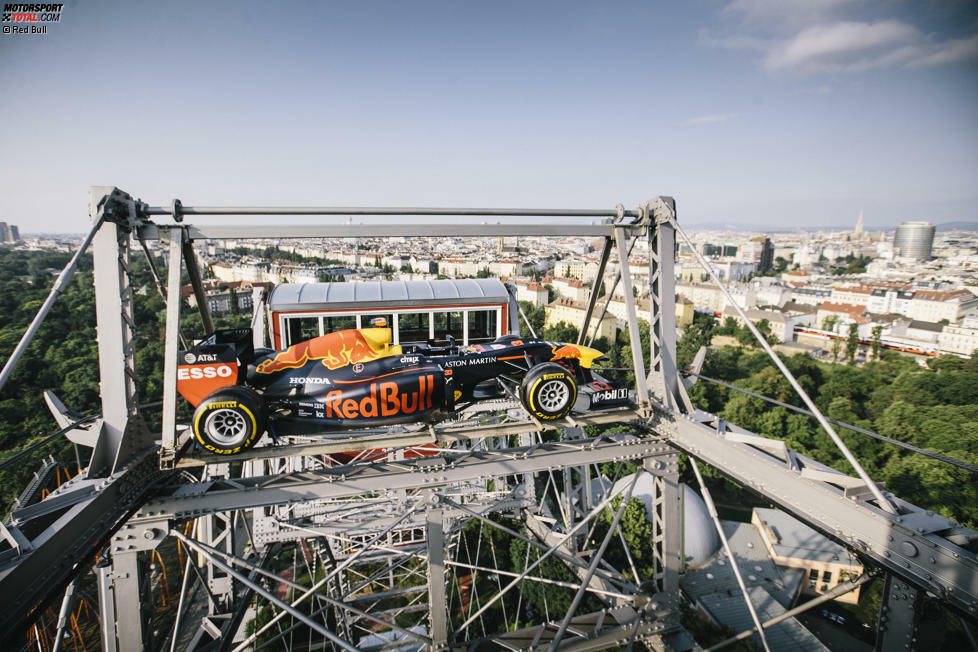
[177,365,234,380]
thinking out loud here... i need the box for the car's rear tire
[520,363,577,421]
[192,387,264,455]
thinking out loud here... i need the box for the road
[797,612,873,652]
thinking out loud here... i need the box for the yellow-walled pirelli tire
[192,387,265,455]
[520,363,577,421]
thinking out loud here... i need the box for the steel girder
[10,189,978,651]
[135,223,639,241]
[462,606,694,651]
[126,433,682,651]
[0,448,162,644]
[654,410,978,619]
[137,434,674,520]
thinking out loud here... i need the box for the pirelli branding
[321,374,435,420]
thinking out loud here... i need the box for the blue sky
[0,0,975,232]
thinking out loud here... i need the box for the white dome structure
[600,474,721,570]
[681,484,721,568]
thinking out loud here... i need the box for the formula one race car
[176,322,631,455]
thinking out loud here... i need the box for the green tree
[846,323,859,364]
[518,301,546,336]
[716,316,739,336]
[676,312,714,368]
[870,325,883,361]
[734,323,756,347]
[543,321,578,344]
[831,337,842,363]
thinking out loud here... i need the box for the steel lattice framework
[0,187,975,652]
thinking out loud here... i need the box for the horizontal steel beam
[139,435,673,520]
[0,448,163,641]
[137,222,633,241]
[175,407,642,468]
[655,412,978,618]
[253,497,531,544]
[145,205,641,218]
[463,607,677,652]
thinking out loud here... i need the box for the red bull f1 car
[176,324,631,455]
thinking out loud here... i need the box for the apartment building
[545,298,618,341]
[553,259,601,282]
[939,324,978,356]
[791,286,832,307]
[488,259,533,277]
[438,257,484,277]
[551,277,591,302]
[512,280,549,309]
[908,289,978,323]
[720,307,801,343]
[829,285,874,307]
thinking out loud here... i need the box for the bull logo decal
[257,330,385,374]
[551,344,582,361]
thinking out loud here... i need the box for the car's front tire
[520,363,577,421]
[192,387,264,455]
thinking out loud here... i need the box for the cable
[691,458,771,652]
[0,415,98,472]
[137,237,188,349]
[0,401,162,473]
[0,217,104,394]
[672,220,897,514]
[707,570,875,651]
[687,371,978,474]
[585,235,639,347]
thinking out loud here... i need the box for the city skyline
[1,0,976,233]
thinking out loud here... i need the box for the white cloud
[702,3,978,76]
[911,34,978,67]
[765,20,922,72]
[685,113,737,126]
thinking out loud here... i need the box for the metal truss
[138,434,674,521]
[655,409,978,618]
[3,187,977,651]
[136,445,686,651]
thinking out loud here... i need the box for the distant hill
[682,220,978,233]
[935,221,978,232]
[681,221,802,233]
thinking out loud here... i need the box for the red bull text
[320,374,435,420]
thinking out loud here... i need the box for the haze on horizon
[0,0,976,234]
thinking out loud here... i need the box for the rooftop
[697,586,828,652]
[754,508,860,567]
[268,278,509,311]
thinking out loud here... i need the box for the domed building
[604,474,720,568]
[595,472,857,650]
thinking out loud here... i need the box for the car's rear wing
[177,329,254,406]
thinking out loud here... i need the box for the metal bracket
[90,186,150,231]
[171,198,184,222]
[647,196,677,225]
